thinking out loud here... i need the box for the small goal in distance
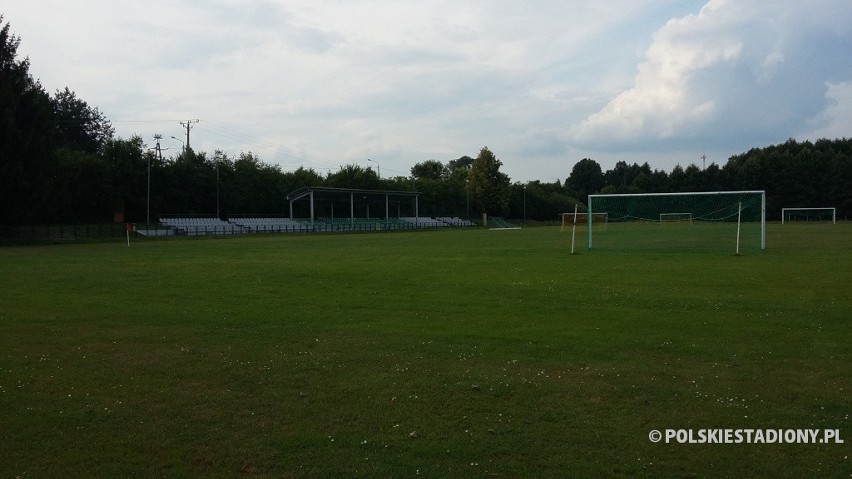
[781,207,836,224]
[560,211,606,231]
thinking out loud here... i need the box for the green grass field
[1,225,850,478]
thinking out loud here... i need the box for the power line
[201,121,333,163]
[112,119,182,123]
[114,118,345,172]
[196,121,340,169]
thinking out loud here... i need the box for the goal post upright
[587,195,593,250]
[761,192,766,249]
[736,201,742,255]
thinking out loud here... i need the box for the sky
[4,1,852,182]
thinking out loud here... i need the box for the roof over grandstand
[286,186,420,202]
[286,186,422,222]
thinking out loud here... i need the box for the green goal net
[587,191,766,254]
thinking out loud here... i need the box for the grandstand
[159,216,473,236]
[156,187,476,236]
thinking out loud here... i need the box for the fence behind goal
[587,191,766,254]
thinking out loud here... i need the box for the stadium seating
[437,217,476,227]
[158,215,474,236]
[159,217,246,236]
[401,216,475,227]
[400,217,445,228]
[228,217,308,233]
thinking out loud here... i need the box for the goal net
[781,207,836,224]
[587,191,765,253]
[659,212,693,223]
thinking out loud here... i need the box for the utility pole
[149,134,164,226]
[180,119,199,152]
[701,153,707,171]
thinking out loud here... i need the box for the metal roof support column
[310,190,315,226]
[350,192,354,226]
[385,194,389,228]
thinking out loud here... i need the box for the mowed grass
[1,225,850,478]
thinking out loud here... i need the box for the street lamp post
[368,158,380,179]
[145,153,151,229]
[171,136,184,154]
[215,154,220,219]
[147,152,151,226]
[147,136,156,226]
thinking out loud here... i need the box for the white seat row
[230,218,304,226]
[160,218,246,235]
[437,217,475,226]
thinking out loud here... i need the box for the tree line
[566,138,852,220]
[2,17,850,225]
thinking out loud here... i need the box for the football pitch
[1,224,850,478]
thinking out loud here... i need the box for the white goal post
[781,207,836,224]
[587,190,766,252]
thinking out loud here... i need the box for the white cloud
[800,81,852,140]
[571,0,852,151]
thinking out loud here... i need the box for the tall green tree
[230,152,286,214]
[326,164,380,190]
[566,158,604,204]
[282,166,324,193]
[52,87,114,154]
[467,147,510,216]
[448,155,474,172]
[166,147,218,217]
[103,136,148,221]
[50,148,113,222]
[0,16,56,223]
[410,160,448,180]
